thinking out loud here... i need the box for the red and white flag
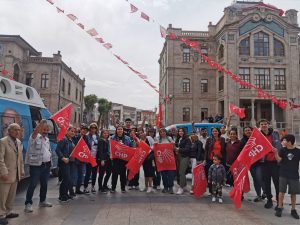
[87,28,98,37]
[77,23,85,29]
[229,103,246,119]
[160,25,167,38]
[51,103,72,141]
[95,37,105,43]
[1,69,8,76]
[103,43,112,49]
[169,32,177,40]
[153,143,176,172]
[130,4,138,13]
[141,12,150,21]
[56,6,64,13]
[67,14,77,21]
[138,74,148,79]
[113,54,128,65]
[110,139,135,161]
[126,141,151,180]
[46,0,54,5]
[70,137,97,167]
[193,163,207,198]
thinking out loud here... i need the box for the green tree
[97,98,111,129]
[84,94,98,123]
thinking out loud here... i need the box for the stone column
[271,101,276,128]
[251,99,256,127]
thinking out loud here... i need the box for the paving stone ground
[11,174,300,225]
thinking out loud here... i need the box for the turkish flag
[193,163,207,198]
[67,14,77,21]
[70,137,97,167]
[130,4,138,13]
[87,28,98,37]
[160,26,167,38]
[51,103,72,141]
[229,103,246,119]
[56,7,64,13]
[77,23,85,29]
[110,139,135,161]
[95,37,105,43]
[126,141,151,181]
[113,54,128,65]
[46,0,54,4]
[103,43,112,49]
[141,12,150,21]
[153,143,176,172]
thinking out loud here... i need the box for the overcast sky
[0,0,299,110]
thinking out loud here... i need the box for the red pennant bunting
[193,163,207,198]
[46,0,54,5]
[110,139,135,161]
[51,103,73,141]
[77,23,85,30]
[103,43,112,49]
[130,4,138,13]
[138,74,148,79]
[56,6,64,13]
[70,137,97,167]
[127,66,140,74]
[141,12,150,21]
[95,37,105,43]
[67,14,77,21]
[87,28,98,37]
[113,54,128,65]
[160,26,167,38]
[153,143,176,172]
[169,32,177,40]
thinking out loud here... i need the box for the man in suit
[0,123,24,225]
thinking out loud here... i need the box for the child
[274,134,300,219]
[208,155,226,203]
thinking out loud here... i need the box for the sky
[0,0,299,110]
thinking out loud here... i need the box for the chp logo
[56,116,68,128]
[78,145,89,159]
[156,149,174,164]
[115,145,128,159]
[245,137,264,157]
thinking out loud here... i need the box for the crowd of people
[0,118,299,225]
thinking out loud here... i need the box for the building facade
[0,35,85,127]
[159,1,300,134]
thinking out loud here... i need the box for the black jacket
[55,136,75,164]
[96,138,110,162]
[190,140,204,161]
[176,136,192,158]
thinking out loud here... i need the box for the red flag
[113,54,128,65]
[126,141,151,180]
[70,137,97,167]
[141,12,150,21]
[169,32,177,40]
[138,74,148,79]
[1,69,8,76]
[229,168,248,209]
[77,23,85,29]
[67,14,77,21]
[46,0,54,4]
[130,4,138,13]
[127,66,140,74]
[51,103,72,141]
[160,26,167,38]
[153,143,176,172]
[95,37,105,43]
[156,104,163,128]
[193,164,207,198]
[110,139,135,161]
[87,28,98,37]
[229,103,246,119]
[56,6,64,13]
[103,43,112,49]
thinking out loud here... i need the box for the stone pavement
[11,176,300,225]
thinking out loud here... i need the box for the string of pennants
[41,0,299,109]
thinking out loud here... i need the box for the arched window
[274,38,284,56]
[239,37,250,55]
[182,78,190,93]
[254,32,269,56]
[218,45,224,59]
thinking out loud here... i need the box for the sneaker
[24,203,33,213]
[83,189,90,194]
[274,205,279,211]
[146,187,152,193]
[212,197,216,202]
[58,197,70,203]
[183,186,189,192]
[39,201,52,207]
[218,198,223,203]
[121,189,126,193]
[140,187,147,192]
[190,190,194,195]
[103,186,110,191]
[6,212,19,218]
[156,186,161,190]
[275,208,282,217]
[264,199,273,209]
[75,190,84,195]
[110,189,115,193]
[69,193,77,199]
[261,193,267,200]
[100,189,107,194]
[128,186,133,190]
[0,218,8,225]
[253,196,262,202]
[169,188,174,194]
[291,209,300,219]
[176,187,183,195]
[162,188,168,193]
[91,187,96,193]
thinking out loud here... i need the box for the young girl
[208,155,226,203]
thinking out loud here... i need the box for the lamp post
[290,98,296,134]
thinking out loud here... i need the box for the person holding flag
[55,126,77,203]
[111,125,133,193]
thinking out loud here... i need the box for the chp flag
[192,163,207,198]
[70,137,97,167]
[126,141,151,181]
[110,139,135,161]
[153,143,176,172]
[51,103,72,141]
[229,127,273,208]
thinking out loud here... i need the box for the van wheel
[51,168,59,177]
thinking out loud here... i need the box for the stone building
[159,1,300,134]
[0,35,85,127]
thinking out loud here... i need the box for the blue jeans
[250,162,265,197]
[153,171,161,187]
[25,164,50,205]
[70,162,84,191]
[161,170,175,189]
[59,163,74,199]
[84,164,98,188]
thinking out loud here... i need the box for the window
[76,88,78,100]
[201,79,208,93]
[200,48,208,63]
[182,78,190,93]
[255,68,270,89]
[74,112,77,123]
[25,73,33,86]
[183,107,190,122]
[62,78,65,92]
[41,74,49,88]
[78,113,81,123]
[218,45,224,59]
[79,91,82,101]
[201,108,208,121]
[68,82,71,95]
[274,69,286,90]
[274,39,284,56]
[239,68,250,89]
[219,74,224,91]
[254,32,269,56]
[182,48,190,63]
[239,37,250,55]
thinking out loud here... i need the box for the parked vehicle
[165,123,223,136]
[0,77,59,178]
